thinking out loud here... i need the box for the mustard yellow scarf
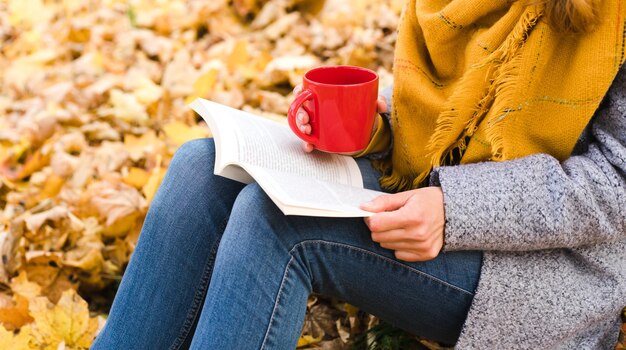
[376,0,626,191]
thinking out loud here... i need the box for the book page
[250,166,386,217]
[190,99,363,188]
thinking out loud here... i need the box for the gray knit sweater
[426,64,626,349]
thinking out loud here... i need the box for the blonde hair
[541,0,601,32]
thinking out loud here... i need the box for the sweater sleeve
[430,65,626,251]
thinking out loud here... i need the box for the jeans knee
[226,183,318,254]
[224,183,316,286]
[231,183,277,222]
[171,138,216,171]
[146,138,218,213]
[226,183,287,242]
[166,138,216,184]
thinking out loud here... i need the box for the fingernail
[299,125,305,132]
[297,112,305,122]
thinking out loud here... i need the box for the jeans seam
[259,256,295,350]
[169,219,227,350]
[290,240,475,296]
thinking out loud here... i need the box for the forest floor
[0,1,624,349]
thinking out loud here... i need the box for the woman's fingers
[361,191,413,213]
[379,240,415,250]
[293,84,303,96]
[371,229,417,244]
[393,250,423,262]
[296,107,311,134]
[378,232,438,249]
[377,95,388,113]
[395,244,441,262]
[364,206,416,232]
[296,107,309,124]
[293,83,314,153]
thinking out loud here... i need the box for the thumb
[360,192,412,213]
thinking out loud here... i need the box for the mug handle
[288,89,318,145]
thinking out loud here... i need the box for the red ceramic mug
[288,66,379,153]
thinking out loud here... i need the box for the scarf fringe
[424,67,492,169]
[426,6,543,167]
[485,7,543,160]
[372,158,431,192]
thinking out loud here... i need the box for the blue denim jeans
[90,138,482,350]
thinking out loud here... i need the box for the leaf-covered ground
[0,0,624,349]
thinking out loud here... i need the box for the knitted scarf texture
[376,0,626,191]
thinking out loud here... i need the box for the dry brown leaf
[0,0,404,347]
[162,51,199,98]
[0,295,34,331]
[87,180,147,234]
[302,302,342,339]
[233,0,270,19]
[23,206,69,234]
[0,147,52,182]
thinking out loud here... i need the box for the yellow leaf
[0,142,9,164]
[11,271,42,300]
[0,324,13,348]
[123,130,160,162]
[101,212,139,239]
[185,69,218,104]
[0,323,34,349]
[8,0,53,29]
[99,89,149,124]
[253,50,273,72]
[63,248,106,289]
[29,289,98,349]
[38,174,65,200]
[162,121,210,147]
[227,40,250,71]
[142,167,167,205]
[63,248,103,272]
[67,25,91,44]
[122,167,150,189]
[344,303,359,317]
[129,73,163,106]
[21,253,79,304]
[296,335,322,348]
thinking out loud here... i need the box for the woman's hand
[292,84,388,153]
[361,187,445,262]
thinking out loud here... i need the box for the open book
[189,98,386,217]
